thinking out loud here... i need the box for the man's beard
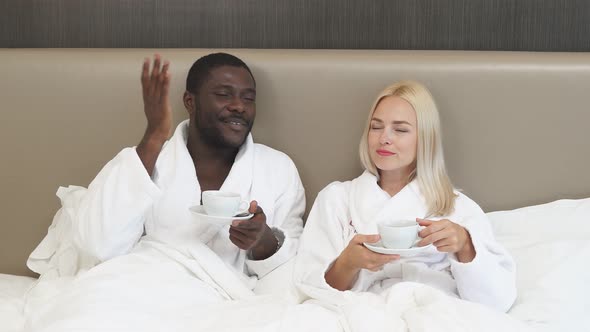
[195,117,252,149]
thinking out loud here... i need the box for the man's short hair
[185,53,255,95]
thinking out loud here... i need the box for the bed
[1,49,589,331]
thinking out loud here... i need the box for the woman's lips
[376,149,396,156]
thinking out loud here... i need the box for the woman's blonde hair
[359,81,456,217]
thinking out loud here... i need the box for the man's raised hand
[137,54,172,176]
[141,54,172,141]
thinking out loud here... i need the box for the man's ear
[183,91,195,115]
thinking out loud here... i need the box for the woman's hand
[417,218,476,262]
[341,234,400,272]
[325,234,400,291]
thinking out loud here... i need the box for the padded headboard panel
[1,49,589,275]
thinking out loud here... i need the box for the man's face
[192,65,256,149]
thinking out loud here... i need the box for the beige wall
[1,49,589,276]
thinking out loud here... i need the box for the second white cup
[377,220,419,249]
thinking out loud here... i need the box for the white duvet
[0,274,35,332]
[5,198,590,332]
[23,239,292,332]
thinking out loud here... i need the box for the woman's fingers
[418,220,447,238]
[419,228,450,246]
[364,250,400,270]
[434,245,455,253]
[353,233,381,244]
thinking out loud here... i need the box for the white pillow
[486,198,590,331]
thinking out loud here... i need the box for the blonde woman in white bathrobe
[295,81,518,331]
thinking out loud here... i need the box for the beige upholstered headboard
[1,49,589,276]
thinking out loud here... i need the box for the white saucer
[363,241,434,257]
[188,205,253,226]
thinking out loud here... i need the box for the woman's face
[368,96,418,179]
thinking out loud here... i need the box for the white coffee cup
[201,191,249,217]
[377,220,420,249]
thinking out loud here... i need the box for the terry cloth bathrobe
[23,120,305,331]
[295,171,518,330]
[29,119,305,280]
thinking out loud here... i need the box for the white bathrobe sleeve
[72,147,162,262]
[294,182,353,302]
[447,194,517,312]
[245,154,305,278]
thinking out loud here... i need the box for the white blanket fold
[23,120,306,331]
[338,282,533,332]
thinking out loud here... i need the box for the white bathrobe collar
[155,119,255,200]
[349,170,428,234]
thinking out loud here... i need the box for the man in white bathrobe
[77,52,304,278]
[27,53,304,303]
[23,53,306,331]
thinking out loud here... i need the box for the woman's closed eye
[393,125,410,132]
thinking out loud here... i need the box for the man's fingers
[141,58,150,97]
[249,200,257,213]
[229,226,251,239]
[229,227,256,244]
[160,62,171,103]
[160,73,171,103]
[151,54,161,79]
[229,233,249,249]
[161,60,170,76]
[154,59,170,101]
[141,58,150,79]
[249,200,264,215]
[230,219,261,231]
[148,54,161,95]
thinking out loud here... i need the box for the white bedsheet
[0,273,35,332]
[489,198,590,331]
[2,198,589,332]
[0,260,300,332]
